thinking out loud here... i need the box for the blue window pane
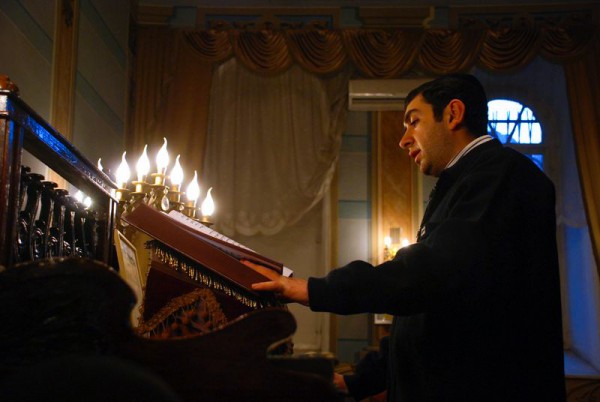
[487,99,542,145]
[530,123,542,144]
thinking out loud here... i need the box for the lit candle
[155,137,169,185]
[97,158,103,172]
[136,144,150,183]
[169,155,184,192]
[186,170,200,208]
[201,187,214,219]
[115,151,130,189]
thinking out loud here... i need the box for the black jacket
[309,139,565,401]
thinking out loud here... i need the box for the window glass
[488,99,542,145]
[488,99,544,170]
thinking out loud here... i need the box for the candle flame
[201,187,215,217]
[136,144,150,181]
[97,158,103,172]
[186,170,200,202]
[170,155,184,186]
[115,151,130,188]
[156,137,169,173]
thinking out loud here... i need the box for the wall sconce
[383,227,411,261]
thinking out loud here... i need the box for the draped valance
[181,21,597,77]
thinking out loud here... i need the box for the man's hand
[333,373,349,395]
[241,260,309,306]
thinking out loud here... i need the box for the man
[246,74,565,401]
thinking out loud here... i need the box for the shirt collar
[445,135,493,170]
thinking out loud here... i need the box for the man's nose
[399,130,412,150]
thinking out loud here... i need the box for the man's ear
[446,99,466,129]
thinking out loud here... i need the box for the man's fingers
[241,259,280,280]
[242,260,300,304]
[251,281,279,292]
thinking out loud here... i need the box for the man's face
[400,94,454,177]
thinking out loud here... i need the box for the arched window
[487,99,544,170]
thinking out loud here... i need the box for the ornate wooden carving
[0,75,18,94]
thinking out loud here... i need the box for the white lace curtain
[202,59,351,236]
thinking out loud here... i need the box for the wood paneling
[371,110,413,265]
[50,0,79,140]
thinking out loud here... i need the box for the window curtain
[202,58,351,236]
[127,28,213,176]
[564,38,600,273]
[128,16,599,267]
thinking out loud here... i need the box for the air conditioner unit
[348,78,431,111]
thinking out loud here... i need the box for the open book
[122,204,291,295]
[167,210,293,277]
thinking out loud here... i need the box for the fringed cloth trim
[147,240,281,311]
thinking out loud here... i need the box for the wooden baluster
[62,196,77,257]
[15,167,33,263]
[21,173,45,261]
[17,166,31,211]
[37,182,58,259]
[72,200,86,257]
[84,209,99,259]
[50,189,69,257]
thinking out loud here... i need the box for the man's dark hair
[405,74,488,137]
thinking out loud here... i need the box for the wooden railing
[0,75,117,268]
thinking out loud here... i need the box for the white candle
[136,144,150,182]
[115,151,130,189]
[170,155,184,192]
[155,137,169,184]
[201,187,215,217]
[185,170,200,207]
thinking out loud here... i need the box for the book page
[167,210,293,277]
